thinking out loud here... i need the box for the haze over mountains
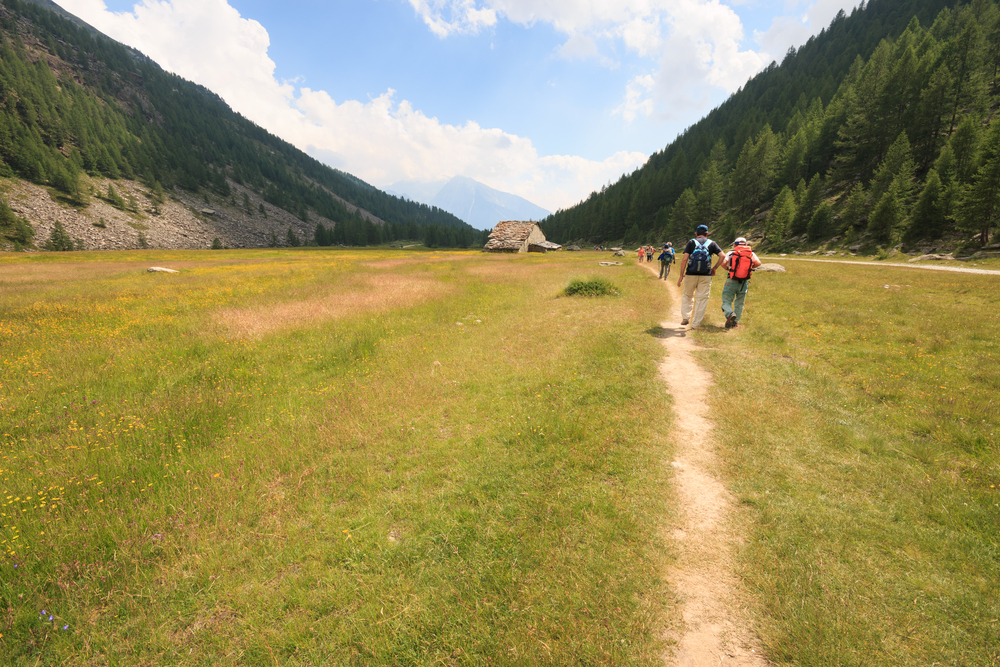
[387,176,551,230]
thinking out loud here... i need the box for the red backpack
[728,245,755,280]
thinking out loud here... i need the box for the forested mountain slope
[0,0,483,250]
[543,0,1000,256]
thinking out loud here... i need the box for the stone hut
[483,221,548,253]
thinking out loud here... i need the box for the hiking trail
[643,263,768,666]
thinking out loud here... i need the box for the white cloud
[53,0,646,212]
[613,75,656,122]
[607,1,768,122]
[406,1,855,131]
[755,0,857,66]
[293,88,646,212]
[615,15,663,58]
[405,0,497,37]
[404,2,773,127]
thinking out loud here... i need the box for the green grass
[6,249,997,665]
[693,261,1000,666]
[564,277,620,297]
[0,248,676,664]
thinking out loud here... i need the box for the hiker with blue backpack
[720,237,762,329]
[676,225,724,329]
[657,242,674,279]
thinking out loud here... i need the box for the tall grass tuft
[564,276,620,296]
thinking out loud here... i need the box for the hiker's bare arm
[676,253,690,286]
[711,253,723,275]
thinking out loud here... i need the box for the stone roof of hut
[483,221,539,251]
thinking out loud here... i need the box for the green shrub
[564,277,620,296]
[43,220,75,251]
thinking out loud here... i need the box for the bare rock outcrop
[4,176,331,251]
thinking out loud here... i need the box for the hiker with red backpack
[676,225,724,329]
[721,237,761,329]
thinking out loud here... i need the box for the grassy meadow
[0,248,677,665]
[2,247,998,666]
[694,260,999,666]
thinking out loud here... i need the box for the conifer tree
[766,186,796,244]
[669,188,697,240]
[840,183,868,232]
[957,120,1000,245]
[791,174,823,236]
[868,181,902,244]
[730,126,779,220]
[43,219,74,250]
[913,65,952,170]
[695,161,725,226]
[869,132,915,203]
[943,9,987,134]
[780,128,809,187]
[0,196,33,246]
[949,116,981,185]
[807,202,833,241]
[906,169,946,240]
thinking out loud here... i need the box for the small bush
[874,246,891,260]
[564,277,620,297]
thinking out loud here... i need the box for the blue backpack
[687,239,713,275]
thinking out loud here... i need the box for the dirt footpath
[643,263,768,666]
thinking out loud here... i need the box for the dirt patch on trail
[643,265,767,666]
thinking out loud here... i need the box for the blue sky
[57,0,857,212]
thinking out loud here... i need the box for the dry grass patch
[362,252,477,270]
[215,273,455,339]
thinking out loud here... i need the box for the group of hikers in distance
[640,224,762,330]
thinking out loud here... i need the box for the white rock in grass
[147,267,179,273]
[908,254,954,262]
[756,263,786,273]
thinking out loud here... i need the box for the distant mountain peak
[386,176,550,230]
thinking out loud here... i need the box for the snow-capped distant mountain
[386,176,550,230]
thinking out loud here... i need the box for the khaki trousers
[681,274,713,327]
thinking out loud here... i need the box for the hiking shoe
[725,313,737,329]
[681,319,689,326]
